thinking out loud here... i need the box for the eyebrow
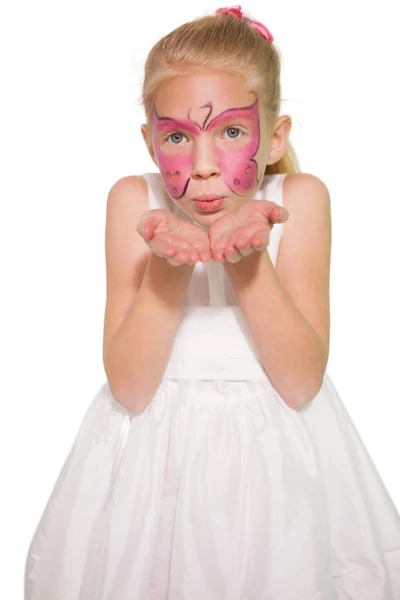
[153,97,258,135]
[153,114,200,136]
[206,103,258,133]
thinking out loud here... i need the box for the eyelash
[164,126,245,145]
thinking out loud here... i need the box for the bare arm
[223,173,331,410]
[102,175,207,414]
[104,253,194,413]
[224,250,326,410]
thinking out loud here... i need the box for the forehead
[153,71,258,119]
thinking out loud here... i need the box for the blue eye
[167,132,187,144]
[224,127,243,139]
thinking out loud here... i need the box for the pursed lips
[193,194,225,202]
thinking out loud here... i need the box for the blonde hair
[139,12,301,175]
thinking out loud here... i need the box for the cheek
[216,131,260,195]
[154,142,193,199]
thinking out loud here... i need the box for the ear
[266,115,292,166]
[140,123,158,165]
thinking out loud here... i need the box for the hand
[137,209,211,266]
[208,200,289,264]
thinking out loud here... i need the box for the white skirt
[25,308,400,599]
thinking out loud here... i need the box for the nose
[191,137,221,180]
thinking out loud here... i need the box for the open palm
[137,209,211,265]
[208,200,279,263]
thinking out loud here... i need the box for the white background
[1,0,399,597]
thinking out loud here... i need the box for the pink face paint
[206,99,260,195]
[152,96,261,199]
[152,113,196,199]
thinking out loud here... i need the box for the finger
[170,246,206,265]
[212,248,226,263]
[137,218,152,240]
[190,242,210,263]
[249,231,268,251]
[199,248,211,262]
[224,246,242,264]
[238,245,254,257]
[232,236,253,257]
[188,251,200,265]
[187,248,204,264]
[143,223,154,240]
[166,257,184,266]
[211,235,229,262]
[172,249,195,265]
[273,205,288,222]
[137,212,157,239]
[151,238,177,258]
[258,202,287,223]
[249,227,270,250]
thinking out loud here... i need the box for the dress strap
[141,172,173,212]
[141,173,156,210]
[263,173,287,267]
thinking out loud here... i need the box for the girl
[25,6,400,599]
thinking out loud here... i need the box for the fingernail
[279,207,284,219]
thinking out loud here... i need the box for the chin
[191,204,229,225]
[191,213,223,229]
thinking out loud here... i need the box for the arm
[105,254,194,413]
[223,174,331,410]
[102,176,194,414]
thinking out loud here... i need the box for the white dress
[25,172,400,600]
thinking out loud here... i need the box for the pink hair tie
[215,5,274,43]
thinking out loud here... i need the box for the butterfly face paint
[152,96,261,200]
[207,97,261,196]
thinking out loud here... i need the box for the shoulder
[279,170,332,266]
[107,174,149,211]
[280,172,332,245]
[282,172,331,214]
[104,174,150,279]
[105,174,150,251]
[105,175,150,239]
